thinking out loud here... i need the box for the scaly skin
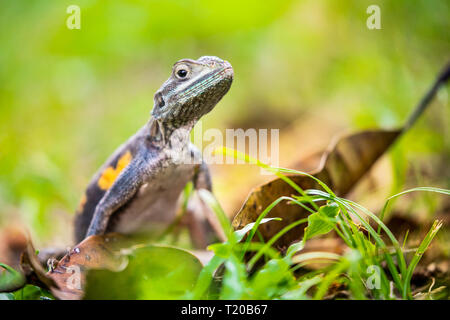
[73,56,233,243]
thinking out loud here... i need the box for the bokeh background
[0,0,448,247]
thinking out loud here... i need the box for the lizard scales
[74,56,233,243]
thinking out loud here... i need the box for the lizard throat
[147,117,194,148]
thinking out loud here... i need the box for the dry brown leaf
[232,62,449,248]
[0,225,28,271]
[232,129,400,247]
[20,237,57,290]
[46,234,129,300]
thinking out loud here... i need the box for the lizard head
[151,56,233,126]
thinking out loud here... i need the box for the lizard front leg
[86,155,161,238]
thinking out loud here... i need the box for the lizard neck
[147,117,195,148]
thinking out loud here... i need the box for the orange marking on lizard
[97,151,132,190]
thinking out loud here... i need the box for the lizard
[73,56,233,246]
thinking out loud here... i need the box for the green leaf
[0,263,25,293]
[207,243,232,258]
[282,276,322,300]
[190,255,225,299]
[303,204,339,241]
[219,255,248,300]
[84,245,202,300]
[284,241,305,263]
[207,217,282,259]
[0,292,15,300]
[235,217,281,243]
[12,285,54,300]
[250,259,295,299]
[403,220,442,299]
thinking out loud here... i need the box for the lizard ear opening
[154,92,165,109]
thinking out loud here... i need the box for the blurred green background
[0,0,448,246]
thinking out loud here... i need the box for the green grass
[186,150,447,300]
[1,153,447,300]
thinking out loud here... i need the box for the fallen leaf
[43,234,204,300]
[232,62,450,247]
[20,236,57,291]
[0,225,28,271]
[46,233,129,300]
[232,129,400,247]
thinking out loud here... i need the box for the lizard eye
[174,65,190,79]
[177,69,188,78]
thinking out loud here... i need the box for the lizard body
[74,56,233,243]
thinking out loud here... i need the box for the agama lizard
[73,56,233,245]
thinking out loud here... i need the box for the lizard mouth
[222,66,234,80]
[221,60,234,78]
[173,65,233,104]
